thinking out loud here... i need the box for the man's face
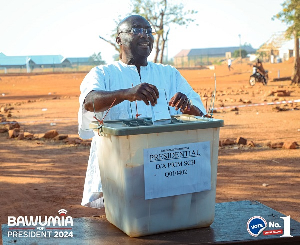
[118,16,154,60]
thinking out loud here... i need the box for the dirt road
[0,61,299,233]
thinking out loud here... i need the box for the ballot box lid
[90,115,224,136]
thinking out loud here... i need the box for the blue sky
[0,0,288,63]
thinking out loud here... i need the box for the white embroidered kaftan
[78,61,206,208]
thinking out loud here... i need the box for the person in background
[253,58,267,84]
[227,58,232,71]
[78,15,207,208]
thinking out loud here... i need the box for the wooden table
[2,200,300,244]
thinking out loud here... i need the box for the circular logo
[247,216,267,237]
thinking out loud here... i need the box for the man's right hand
[84,83,159,113]
[126,83,159,106]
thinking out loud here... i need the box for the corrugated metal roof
[0,54,67,66]
[0,56,29,66]
[29,55,65,64]
[173,49,191,57]
[67,57,90,63]
[174,46,256,57]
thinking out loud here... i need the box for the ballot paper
[151,89,171,125]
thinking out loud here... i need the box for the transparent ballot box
[90,115,224,237]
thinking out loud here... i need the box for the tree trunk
[153,34,161,63]
[159,30,169,64]
[292,33,300,85]
[159,38,165,64]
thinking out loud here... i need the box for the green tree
[233,49,248,58]
[89,52,106,66]
[113,53,120,61]
[273,0,300,85]
[131,0,197,63]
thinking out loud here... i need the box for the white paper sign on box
[144,141,211,200]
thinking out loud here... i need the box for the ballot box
[91,115,224,237]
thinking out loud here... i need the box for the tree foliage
[113,53,120,61]
[131,0,197,63]
[273,0,300,38]
[273,0,300,84]
[232,49,248,58]
[89,52,106,66]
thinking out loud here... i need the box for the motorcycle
[249,67,268,86]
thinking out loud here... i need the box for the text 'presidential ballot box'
[91,115,224,237]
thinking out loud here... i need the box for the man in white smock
[78,15,207,208]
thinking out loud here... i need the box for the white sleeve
[175,69,207,115]
[78,67,106,139]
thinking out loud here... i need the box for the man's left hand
[169,92,191,112]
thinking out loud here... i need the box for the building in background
[66,57,90,66]
[256,32,299,63]
[173,46,256,68]
[0,53,91,73]
[278,40,295,62]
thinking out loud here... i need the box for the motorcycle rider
[253,58,267,84]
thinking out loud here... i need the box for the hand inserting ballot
[169,92,191,112]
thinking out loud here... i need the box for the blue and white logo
[247,216,267,237]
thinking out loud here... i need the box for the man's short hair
[117,15,147,34]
